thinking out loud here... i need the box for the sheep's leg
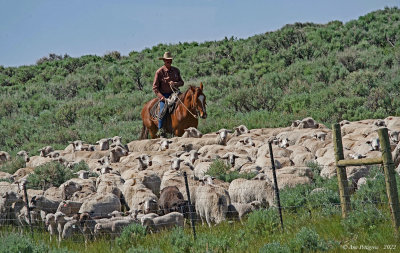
[205,213,212,228]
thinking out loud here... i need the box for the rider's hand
[158,95,165,101]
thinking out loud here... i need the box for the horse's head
[191,83,207,119]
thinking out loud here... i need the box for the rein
[170,83,199,119]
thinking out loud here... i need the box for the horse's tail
[139,122,149,140]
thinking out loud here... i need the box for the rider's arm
[152,70,164,100]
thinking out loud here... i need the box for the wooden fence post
[332,123,351,218]
[378,128,400,235]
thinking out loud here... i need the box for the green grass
[1,204,397,253]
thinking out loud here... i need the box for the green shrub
[341,204,386,233]
[246,209,279,236]
[207,159,256,183]
[116,223,147,250]
[169,227,193,253]
[0,156,26,174]
[289,227,331,252]
[280,183,312,213]
[259,242,291,253]
[0,233,48,253]
[26,161,75,190]
[126,246,163,253]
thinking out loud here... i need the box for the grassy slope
[0,8,399,155]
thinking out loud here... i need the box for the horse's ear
[200,82,203,90]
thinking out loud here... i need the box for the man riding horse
[152,52,184,138]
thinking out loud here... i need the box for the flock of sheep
[1,116,400,242]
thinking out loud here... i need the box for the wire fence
[0,162,396,244]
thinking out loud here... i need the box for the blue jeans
[158,93,172,129]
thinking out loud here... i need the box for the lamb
[195,184,230,227]
[45,213,57,241]
[16,150,30,162]
[110,146,128,163]
[141,212,184,232]
[229,201,263,222]
[158,139,173,151]
[182,127,203,138]
[61,219,81,240]
[38,146,54,157]
[54,212,76,242]
[216,129,232,145]
[96,138,111,151]
[233,125,250,136]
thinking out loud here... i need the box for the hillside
[1,7,400,155]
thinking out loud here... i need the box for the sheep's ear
[221,154,229,159]
[227,130,233,133]
[234,154,240,158]
[184,129,190,132]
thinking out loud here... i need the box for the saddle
[150,92,180,120]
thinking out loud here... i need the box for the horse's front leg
[174,128,184,137]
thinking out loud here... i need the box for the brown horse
[140,83,207,139]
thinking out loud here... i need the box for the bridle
[170,84,203,119]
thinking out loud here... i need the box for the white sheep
[233,125,250,136]
[16,150,30,162]
[96,138,111,151]
[216,129,232,145]
[135,154,152,171]
[158,139,173,151]
[239,137,255,147]
[182,127,203,138]
[366,137,380,151]
[110,146,128,163]
[168,157,185,171]
[38,146,54,157]
[141,212,184,232]
[45,213,57,241]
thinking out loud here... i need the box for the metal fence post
[268,141,284,231]
[22,183,33,236]
[378,128,400,235]
[183,172,196,240]
[332,123,351,218]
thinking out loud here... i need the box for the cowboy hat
[159,51,173,60]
